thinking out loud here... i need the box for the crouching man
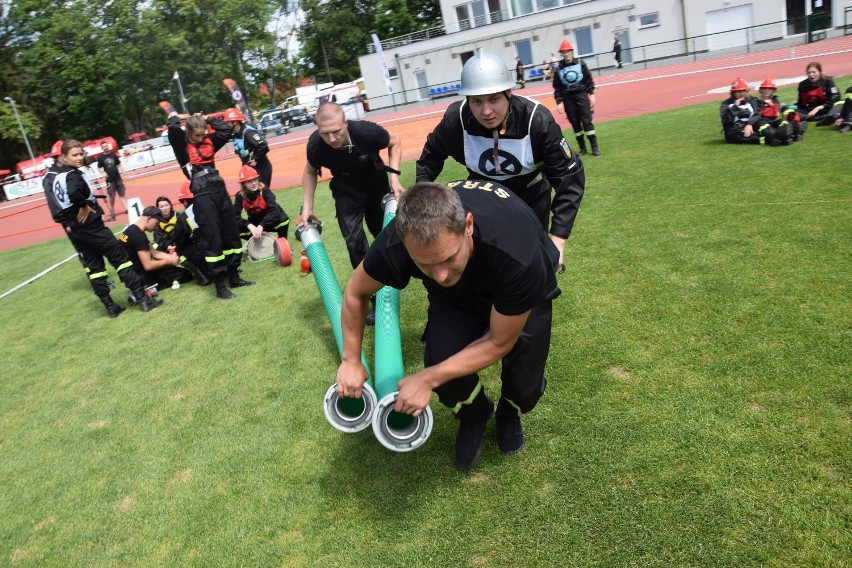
[336,180,562,470]
[119,206,193,295]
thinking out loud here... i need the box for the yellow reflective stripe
[758,123,769,132]
[223,248,243,256]
[179,255,187,262]
[89,271,108,280]
[275,220,289,230]
[586,129,596,136]
[450,381,483,415]
[206,254,225,263]
[574,132,585,138]
[502,397,522,416]
[116,261,133,272]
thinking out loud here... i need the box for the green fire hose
[371,195,433,452]
[296,221,376,433]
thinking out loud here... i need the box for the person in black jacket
[42,140,161,317]
[612,36,623,68]
[795,61,841,125]
[719,77,788,146]
[755,77,804,142]
[552,39,600,155]
[166,111,252,299]
[417,48,585,272]
[225,107,273,188]
[233,165,290,239]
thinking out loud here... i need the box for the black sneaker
[127,292,138,306]
[455,397,494,470]
[229,277,255,288]
[496,415,525,455]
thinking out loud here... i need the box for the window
[638,12,659,28]
[456,0,490,30]
[537,0,560,9]
[388,68,399,78]
[574,26,593,56]
[510,0,534,17]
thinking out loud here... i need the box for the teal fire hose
[371,195,433,452]
[296,221,377,433]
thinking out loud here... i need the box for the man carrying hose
[337,180,561,470]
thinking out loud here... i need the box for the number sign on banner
[127,197,143,224]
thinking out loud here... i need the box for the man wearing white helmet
[417,48,585,272]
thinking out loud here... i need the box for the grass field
[1,87,850,567]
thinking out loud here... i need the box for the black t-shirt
[363,180,560,316]
[118,224,151,272]
[306,120,390,176]
[96,152,122,181]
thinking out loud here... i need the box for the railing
[363,16,841,112]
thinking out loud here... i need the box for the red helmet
[730,77,749,92]
[558,39,574,52]
[224,107,245,122]
[239,164,260,184]
[759,77,777,90]
[177,182,192,201]
[50,140,64,157]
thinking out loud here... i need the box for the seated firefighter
[719,77,790,146]
[118,205,193,295]
[754,77,806,142]
[233,165,290,240]
[152,195,179,252]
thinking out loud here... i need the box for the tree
[374,0,418,41]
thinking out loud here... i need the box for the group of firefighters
[720,60,852,146]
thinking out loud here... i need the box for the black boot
[455,394,494,470]
[776,122,793,146]
[215,276,235,300]
[589,135,601,156]
[576,136,587,156]
[228,267,254,288]
[185,260,210,286]
[495,398,525,455]
[100,296,125,318]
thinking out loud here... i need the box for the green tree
[298,0,377,84]
[374,0,418,40]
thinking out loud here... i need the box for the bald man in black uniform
[336,180,561,470]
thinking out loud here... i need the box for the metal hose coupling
[372,392,434,452]
[323,382,378,433]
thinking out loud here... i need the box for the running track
[2,35,850,252]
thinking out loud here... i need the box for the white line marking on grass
[0,253,78,300]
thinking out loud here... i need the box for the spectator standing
[612,36,623,68]
[515,56,525,89]
[96,140,128,221]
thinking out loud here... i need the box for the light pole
[3,97,36,163]
[173,71,188,114]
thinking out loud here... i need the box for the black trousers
[65,216,142,299]
[330,172,389,269]
[423,292,553,422]
[137,265,193,289]
[253,159,273,189]
[192,183,242,277]
[564,92,595,137]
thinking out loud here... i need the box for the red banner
[223,78,254,125]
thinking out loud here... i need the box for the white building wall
[359,0,852,111]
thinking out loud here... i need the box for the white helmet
[459,48,516,96]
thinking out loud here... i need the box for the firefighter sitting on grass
[233,165,290,241]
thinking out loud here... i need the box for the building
[358,0,852,110]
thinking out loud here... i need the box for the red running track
[2,35,850,252]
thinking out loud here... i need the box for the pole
[173,71,188,114]
[4,97,36,163]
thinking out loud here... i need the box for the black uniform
[167,115,243,279]
[118,223,192,288]
[306,120,392,269]
[153,213,178,251]
[363,180,560,422]
[42,164,146,310]
[416,95,584,240]
[720,95,785,145]
[755,95,805,141]
[515,59,525,88]
[232,125,273,188]
[172,204,211,283]
[233,186,290,239]
[613,38,623,68]
[553,56,598,154]
[796,76,841,122]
